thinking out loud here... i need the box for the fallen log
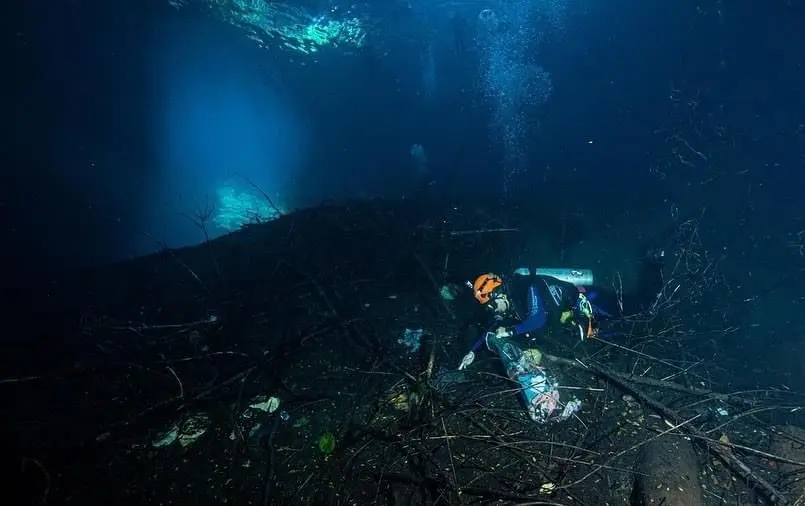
[545,353,791,505]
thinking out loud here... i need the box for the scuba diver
[459,250,666,370]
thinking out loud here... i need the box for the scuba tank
[514,267,594,286]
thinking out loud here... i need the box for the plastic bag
[399,328,423,353]
[486,334,580,423]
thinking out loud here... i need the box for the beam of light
[147,16,303,250]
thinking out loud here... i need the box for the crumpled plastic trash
[439,284,458,300]
[488,338,581,424]
[520,372,582,423]
[231,395,286,442]
[518,371,557,423]
[540,482,556,494]
[249,395,281,413]
[556,398,582,421]
[152,412,211,448]
[398,328,423,353]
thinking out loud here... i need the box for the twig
[260,414,283,506]
[0,375,41,385]
[449,227,519,236]
[21,458,50,505]
[160,351,249,364]
[166,366,184,398]
[414,253,455,320]
[690,434,805,468]
[180,193,216,243]
[106,315,218,333]
[588,336,688,373]
[286,261,376,354]
[238,174,284,217]
[141,231,210,294]
[440,416,460,501]
[549,354,756,407]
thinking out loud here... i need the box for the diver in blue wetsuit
[459,251,666,369]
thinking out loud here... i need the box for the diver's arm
[508,281,549,336]
[458,326,491,370]
[511,311,547,336]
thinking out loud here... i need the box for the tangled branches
[5,199,805,505]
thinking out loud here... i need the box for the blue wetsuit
[470,259,664,350]
[501,273,580,336]
[469,274,577,352]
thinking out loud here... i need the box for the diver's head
[471,273,511,315]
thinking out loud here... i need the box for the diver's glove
[495,326,512,338]
[458,351,475,370]
[561,310,584,340]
